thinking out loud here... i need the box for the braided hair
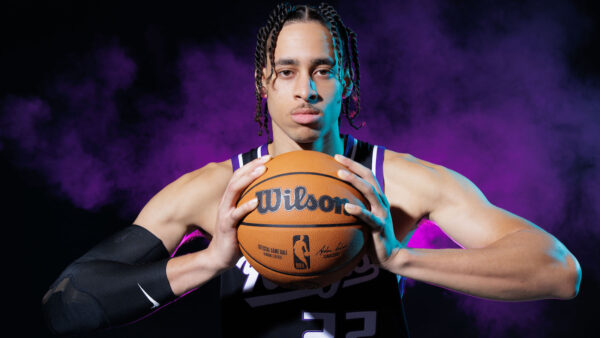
[254,3,362,139]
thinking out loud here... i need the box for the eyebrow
[274,58,335,67]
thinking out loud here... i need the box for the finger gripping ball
[236,150,369,289]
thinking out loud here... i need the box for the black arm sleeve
[42,225,177,335]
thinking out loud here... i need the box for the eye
[278,69,294,77]
[315,68,333,77]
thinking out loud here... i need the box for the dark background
[1,0,598,337]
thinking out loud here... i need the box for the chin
[290,128,322,144]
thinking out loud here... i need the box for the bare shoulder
[134,159,233,251]
[382,149,443,217]
[382,149,487,218]
[383,149,444,182]
[383,149,531,248]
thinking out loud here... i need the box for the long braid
[254,3,294,139]
[347,28,362,128]
[254,26,268,136]
[254,3,363,138]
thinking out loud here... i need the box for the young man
[43,3,581,337]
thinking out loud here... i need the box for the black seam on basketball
[240,222,364,228]
[239,242,364,277]
[239,171,363,201]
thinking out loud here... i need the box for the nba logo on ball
[293,235,310,269]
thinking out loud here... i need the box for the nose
[294,73,318,103]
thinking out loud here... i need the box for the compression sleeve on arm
[42,225,176,335]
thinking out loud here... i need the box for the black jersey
[221,135,410,337]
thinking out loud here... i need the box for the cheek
[321,81,344,103]
[269,76,294,91]
[266,91,289,115]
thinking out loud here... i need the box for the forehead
[274,21,334,62]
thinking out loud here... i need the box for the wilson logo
[255,186,350,215]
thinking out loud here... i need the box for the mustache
[291,104,322,114]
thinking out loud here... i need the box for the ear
[260,67,268,98]
[341,68,353,99]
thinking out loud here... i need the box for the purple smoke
[1,1,597,336]
[340,0,598,335]
[338,1,600,240]
[2,44,261,213]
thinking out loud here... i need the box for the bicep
[428,169,534,249]
[134,161,231,252]
[384,151,536,249]
[133,173,195,252]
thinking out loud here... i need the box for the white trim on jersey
[237,153,244,169]
[371,145,378,177]
[350,137,358,160]
[257,144,263,158]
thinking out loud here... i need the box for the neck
[269,126,345,157]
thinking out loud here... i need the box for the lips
[291,108,321,124]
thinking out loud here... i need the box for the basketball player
[42,3,581,337]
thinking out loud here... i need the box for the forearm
[43,226,177,335]
[388,230,581,300]
[167,247,227,295]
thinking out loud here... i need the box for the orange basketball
[236,150,369,289]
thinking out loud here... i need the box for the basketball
[236,150,369,289]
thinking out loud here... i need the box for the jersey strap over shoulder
[231,143,269,172]
[231,135,386,191]
[222,135,410,338]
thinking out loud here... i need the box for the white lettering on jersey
[236,256,259,292]
[342,256,379,288]
[302,311,377,338]
[235,255,380,308]
[302,312,335,338]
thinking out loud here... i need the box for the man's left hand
[334,154,404,271]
